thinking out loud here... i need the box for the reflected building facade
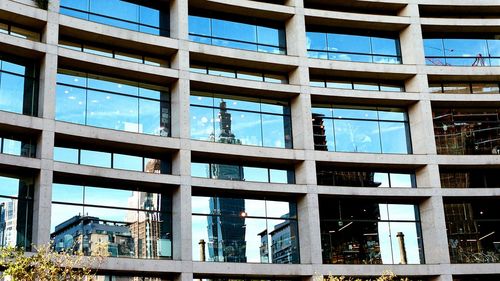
[207,100,246,262]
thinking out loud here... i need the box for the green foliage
[34,0,48,10]
[0,244,106,281]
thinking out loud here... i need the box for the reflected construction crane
[472,53,486,66]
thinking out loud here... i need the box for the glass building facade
[424,38,500,66]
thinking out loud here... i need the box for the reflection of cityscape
[258,215,299,264]
[0,179,32,249]
[52,163,171,259]
[0,201,18,247]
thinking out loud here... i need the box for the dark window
[192,195,299,263]
[188,13,286,55]
[444,199,500,264]
[440,169,500,188]
[306,31,401,64]
[0,55,38,116]
[0,174,34,250]
[0,134,36,158]
[60,0,169,36]
[0,21,41,41]
[190,91,292,148]
[317,168,415,188]
[433,108,500,155]
[55,69,170,136]
[51,183,172,259]
[319,197,424,264]
[312,105,411,154]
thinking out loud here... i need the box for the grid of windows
[312,105,411,154]
[190,63,288,84]
[192,195,299,264]
[55,70,170,136]
[190,91,292,148]
[429,82,500,94]
[189,13,286,54]
[51,183,172,259]
[59,0,169,36]
[306,31,402,64]
[191,162,294,184]
[316,169,415,188]
[310,78,404,92]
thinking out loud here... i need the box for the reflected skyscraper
[207,100,246,262]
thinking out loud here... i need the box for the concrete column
[172,185,192,261]
[297,191,322,264]
[420,196,451,264]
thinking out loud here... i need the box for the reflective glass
[333,107,378,120]
[262,114,287,148]
[189,16,211,37]
[378,109,407,121]
[374,172,390,187]
[390,173,413,188]
[115,52,143,63]
[88,75,138,96]
[85,187,132,209]
[212,19,256,44]
[55,85,87,124]
[310,80,325,87]
[387,222,421,264]
[238,71,262,81]
[443,39,488,57]
[379,122,409,154]
[326,81,352,89]
[208,68,236,78]
[329,52,371,63]
[140,6,160,29]
[114,154,143,171]
[488,39,500,57]
[306,32,327,51]
[80,149,111,167]
[443,83,471,94]
[257,26,281,47]
[139,99,161,135]
[227,110,261,146]
[60,0,88,12]
[269,169,289,184]
[190,106,214,141]
[428,84,443,93]
[192,163,210,178]
[53,147,79,163]
[190,65,207,74]
[334,119,381,153]
[86,91,139,132]
[242,167,268,182]
[10,26,40,41]
[371,37,399,56]
[264,74,287,84]
[90,0,139,25]
[327,33,371,54]
[380,84,403,92]
[471,83,499,94]
[353,82,379,91]
[423,39,444,57]
[0,72,25,114]
[83,45,113,57]
[2,138,21,155]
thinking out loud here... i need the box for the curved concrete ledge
[309,59,416,80]
[311,87,421,106]
[314,151,428,168]
[421,17,500,33]
[0,154,41,170]
[190,140,303,163]
[441,188,500,197]
[0,33,46,58]
[190,73,301,99]
[58,48,178,84]
[304,8,410,31]
[0,0,46,26]
[53,162,181,186]
[317,185,435,197]
[59,15,178,56]
[189,42,299,72]
[190,0,295,21]
[193,261,312,276]
[54,122,181,151]
[430,94,500,107]
[95,257,183,273]
[435,155,500,166]
[191,177,308,194]
[0,111,44,131]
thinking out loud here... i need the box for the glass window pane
[264,74,287,84]
[83,45,113,57]
[60,40,82,51]
[310,80,325,87]
[334,119,381,153]
[86,91,139,132]
[333,107,378,120]
[189,16,211,37]
[238,71,262,82]
[57,70,86,87]
[262,114,286,148]
[190,92,213,107]
[380,84,403,92]
[139,6,160,28]
[328,33,371,54]
[471,83,499,94]
[115,52,143,63]
[80,149,111,167]
[88,75,138,96]
[114,154,143,171]
[257,26,280,47]
[53,147,79,163]
[2,60,26,76]
[208,67,236,78]
[428,84,443,93]
[55,85,87,124]
[306,32,327,51]
[51,203,84,234]
[371,37,399,56]
[222,110,261,146]
[389,173,413,188]
[2,138,21,156]
[212,19,256,44]
[442,83,471,94]
[378,108,407,121]
[373,172,390,188]
[0,72,25,114]
[242,167,268,182]
[90,0,139,26]
[353,82,379,91]
[423,39,444,57]
[269,169,288,184]
[10,26,40,41]
[190,106,214,141]
[266,201,291,218]
[84,186,132,209]
[387,204,416,221]
[192,215,209,261]
[326,81,352,89]
[243,217,267,263]
[139,99,162,135]
[52,183,84,204]
[211,164,241,180]
[443,39,488,58]
[190,65,207,74]
[379,121,410,154]
[192,163,210,178]
[191,196,211,214]
[389,222,421,264]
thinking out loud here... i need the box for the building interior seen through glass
[189,12,286,54]
[310,77,404,92]
[56,69,170,136]
[440,168,500,188]
[51,184,172,259]
[190,92,292,148]
[59,0,169,36]
[316,168,415,188]
[306,30,402,64]
[312,105,411,154]
[0,133,36,158]
[0,55,38,116]
[429,82,500,94]
[424,37,500,66]
[444,199,500,263]
[192,196,299,264]
[433,108,500,155]
[192,162,294,184]
[319,198,424,265]
[0,174,34,250]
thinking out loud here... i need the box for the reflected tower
[207,100,246,262]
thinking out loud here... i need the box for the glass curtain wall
[0,21,41,41]
[51,183,172,259]
[310,78,404,92]
[0,134,36,158]
[424,38,500,66]
[306,31,402,64]
[316,168,415,188]
[54,146,170,174]
[55,69,170,136]
[189,13,286,54]
[0,174,34,250]
[429,82,500,94]
[0,55,38,116]
[60,0,169,36]
[444,199,500,263]
[192,195,299,264]
[312,105,411,154]
[433,108,500,155]
[319,198,424,264]
[190,91,292,148]
[191,162,294,184]
[190,63,288,84]
[440,169,500,188]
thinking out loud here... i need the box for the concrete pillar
[420,196,450,264]
[297,190,322,265]
[172,184,192,261]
